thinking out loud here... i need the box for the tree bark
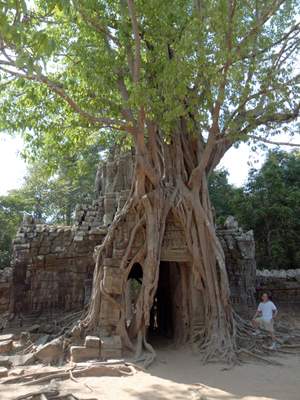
[81,127,237,363]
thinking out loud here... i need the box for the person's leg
[252,317,262,334]
[267,321,277,349]
[252,319,259,329]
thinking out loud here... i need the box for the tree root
[237,349,283,366]
[14,389,59,400]
[3,363,137,387]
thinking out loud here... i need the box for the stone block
[70,346,100,363]
[0,334,15,342]
[103,267,123,295]
[85,336,101,349]
[101,335,122,348]
[0,340,13,354]
[9,353,36,367]
[35,338,63,364]
[103,258,122,268]
[0,367,8,377]
[100,300,120,324]
[0,356,11,368]
[101,348,122,359]
[101,336,122,359]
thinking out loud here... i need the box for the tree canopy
[0,0,299,168]
[209,150,300,270]
[235,149,300,270]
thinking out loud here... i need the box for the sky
[0,132,298,195]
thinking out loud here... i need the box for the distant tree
[208,169,240,225]
[19,143,101,224]
[0,191,31,268]
[237,150,300,269]
[0,142,101,267]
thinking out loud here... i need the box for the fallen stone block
[101,336,122,360]
[0,366,8,377]
[0,356,12,368]
[0,340,13,354]
[0,334,15,342]
[9,353,36,367]
[85,336,101,349]
[101,348,122,359]
[70,346,100,363]
[35,338,63,364]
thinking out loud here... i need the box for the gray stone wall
[6,154,257,316]
[257,269,300,304]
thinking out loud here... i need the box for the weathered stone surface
[0,267,13,313]
[0,366,8,377]
[35,338,63,364]
[103,267,123,295]
[257,268,300,303]
[20,332,30,346]
[6,153,257,338]
[70,346,100,363]
[101,336,122,359]
[85,336,101,349]
[0,340,13,354]
[9,353,35,367]
[0,356,11,368]
[0,334,15,342]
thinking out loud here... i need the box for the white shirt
[258,301,277,321]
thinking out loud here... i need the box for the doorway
[149,261,190,347]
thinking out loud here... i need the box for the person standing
[252,292,278,349]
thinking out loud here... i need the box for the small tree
[0,0,299,362]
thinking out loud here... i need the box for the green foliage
[238,150,300,270]
[0,191,31,268]
[17,143,101,224]
[210,150,300,270]
[0,0,299,169]
[0,142,101,268]
[208,169,240,225]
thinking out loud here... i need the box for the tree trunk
[81,127,237,364]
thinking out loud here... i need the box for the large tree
[0,0,300,362]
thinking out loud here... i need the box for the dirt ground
[1,305,300,400]
[1,347,300,400]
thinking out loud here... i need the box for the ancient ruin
[0,153,258,360]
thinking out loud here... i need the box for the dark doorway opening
[149,261,190,347]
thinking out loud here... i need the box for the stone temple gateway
[8,152,256,354]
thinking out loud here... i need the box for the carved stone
[3,154,257,324]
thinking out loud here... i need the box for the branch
[0,65,135,134]
[236,0,285,55]
[76,5,119,46]
[248,135,300,147]
[127,0,141,84]
[211,0,236,132]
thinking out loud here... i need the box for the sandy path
[1,348,300,400]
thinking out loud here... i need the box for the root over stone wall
[5,154,257,318]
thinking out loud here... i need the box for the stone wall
[12,216,106,314]
[219,216,256,310]
[7,153,257,317]
[257,269,300,304]
[0,267,13,314]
